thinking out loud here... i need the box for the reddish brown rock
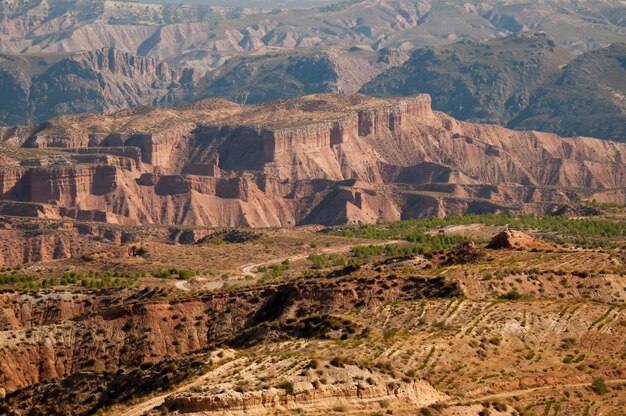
[486,229,554,251]
[0,93,624,227]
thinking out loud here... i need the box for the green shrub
[501,290,522,300]
[278,381,294,394]
[122,319,135,332]
[591,377,609,395]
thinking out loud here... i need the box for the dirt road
[241,240,405,278]
[173,280,190,291]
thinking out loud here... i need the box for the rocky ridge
[0,47,199,125]
[2,1,626,139]
[0,93,624,227]
[0,275,461,393]
[362,35,626,142]
[176,47,408,106]
[2,0,624,67]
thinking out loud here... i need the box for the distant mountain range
[0,48,198,125]
[362,34,626,142]
[0,0,625,141]
[172,47,410,105]
[2,0,624,67]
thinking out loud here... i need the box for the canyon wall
[0,94,624,227]
[0,47,199,125]
[76,48,185,84]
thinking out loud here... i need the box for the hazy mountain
[133,0,339,7]
[0,48,196,125]
[511,43,626,141]
[361,33,573,126]
[0,45,406,124]
[362,35,626,141]
[1,0,624,69]
[174,47,409,105]
[1,0,625,140]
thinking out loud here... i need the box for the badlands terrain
[0,1,624,415]
[0,92,623,415]
[0,93,626,230]
[0,206,624,415]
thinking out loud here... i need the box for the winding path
[170,240,406,290]
[241,240,406,278]
[459,378,626,402]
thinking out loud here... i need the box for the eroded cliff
[0,47,198,125]
[0,93,624,227]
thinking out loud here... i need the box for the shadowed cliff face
[0,93,625,227]
[0,48,198,125]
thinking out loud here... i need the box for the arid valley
[0,0,625,415]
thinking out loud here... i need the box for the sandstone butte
[0,93,625,227]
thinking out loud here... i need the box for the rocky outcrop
[76,48,183,84]
[0,216,144,268]
[166,375,446,413]
[486,229,554,251]
[302,187,401,225]
[357,95,433,136]
[0,48,198,125]
[0,93,624,227]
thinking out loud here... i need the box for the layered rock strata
[0,93,624,227]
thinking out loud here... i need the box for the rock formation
[0,93,624,227]
[0,276,461,393]
[486,229,554,251]
[165,373,447,413]
[0,48,198,125]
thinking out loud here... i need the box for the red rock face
[25,131,91,148]
[0,169,26,196]
[0,93,625,227]
[358,95,432,136]
[29,166,118,204]
[0,278,459,392]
